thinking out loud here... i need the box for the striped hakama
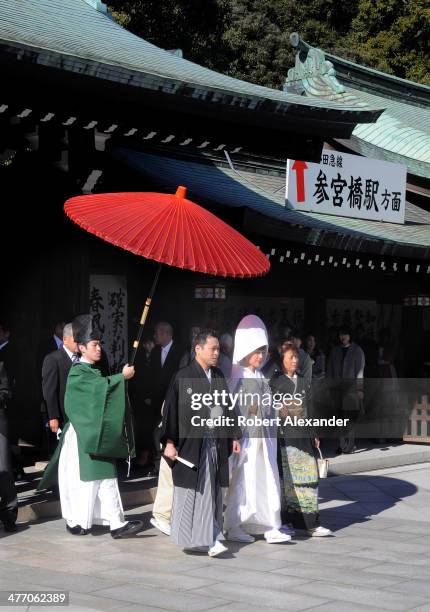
[171,436,224,548]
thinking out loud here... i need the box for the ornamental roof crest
[284,34,346,100]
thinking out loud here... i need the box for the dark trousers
[0,409,18,522]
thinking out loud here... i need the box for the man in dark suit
[327,327,365,454]
[41,322,78,436]
[37,321,66,370]
[0,360,18,532]
[0,321,22,480]
[144,322,181,470]
[0,321,18,390]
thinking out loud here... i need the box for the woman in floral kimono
[270,343,332,537]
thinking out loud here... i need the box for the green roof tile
[0,0,384,121]
[285,38,430,179]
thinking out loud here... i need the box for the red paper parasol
[64,186,270,363]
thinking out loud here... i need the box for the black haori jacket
[160,359,241,489]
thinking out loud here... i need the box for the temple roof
[1,1,426,262]
[284,36,430,180]
[112,147,430,259]
[0,0,383,134]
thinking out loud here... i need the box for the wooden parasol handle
[129,262,162,366]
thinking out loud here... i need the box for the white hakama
[58,424,126,530]
[224,368,282,533]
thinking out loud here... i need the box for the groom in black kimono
[161,329,241,557]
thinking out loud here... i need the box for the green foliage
[107,0,430,87]
[217,0,362,86]
[345,1,430,84]
[219,1,291,87]
[107,0,228,70]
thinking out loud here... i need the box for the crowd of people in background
[0,312,425,542]
[126,319,408,473]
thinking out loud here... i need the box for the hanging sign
[89,275,128,372]
[286,149,406,224]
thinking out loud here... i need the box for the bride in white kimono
[224,315,290,544]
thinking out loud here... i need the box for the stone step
[16,443,430,522]
[17,468,157,523]
[327,442,430,475]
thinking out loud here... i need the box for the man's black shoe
[111,520,143,539]
[2,519,17,533]
[66,524,90,535]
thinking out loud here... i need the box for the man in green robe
[38,314,142,538]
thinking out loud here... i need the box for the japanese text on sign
[286,149,406,224]
[89,275,128,373]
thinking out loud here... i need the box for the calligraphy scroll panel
[89,275,128,373]
[326,299,377,340]
[203,296,304,337]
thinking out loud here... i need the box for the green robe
[38,363,135,490]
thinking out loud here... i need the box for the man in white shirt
[161,337,173,367]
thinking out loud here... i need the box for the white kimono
[224,366,282,532]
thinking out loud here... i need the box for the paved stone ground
[1,462,430,612]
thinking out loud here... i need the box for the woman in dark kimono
[270,343,332,537]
